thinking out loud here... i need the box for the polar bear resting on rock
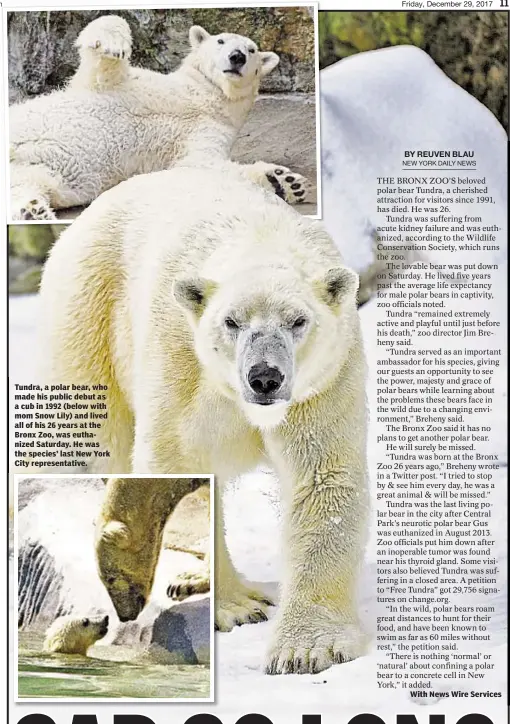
[43,614,109,655]
[10,14,311,220]
[38,162,368,675]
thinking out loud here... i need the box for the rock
[164,485,209,558]
[17,478,113,630]
[320,45,507,300]
[112,598,211,665]
[18,540,65,629]
[7,8,315,103]
[232,93,318,216]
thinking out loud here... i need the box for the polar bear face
[174,264,359,429]
[43,614,109,655]
[187,26,279,99]
[95,519,162,622]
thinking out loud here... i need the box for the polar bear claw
[242,161,311,205]
[266,621,365,675]
[215,584,274,632]
[167,570,211,601]
[267,165,311,204]
[17,198,56,221]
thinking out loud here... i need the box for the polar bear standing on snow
[43,614,109,655]
[10,15,310,220]
[38,162,368,675]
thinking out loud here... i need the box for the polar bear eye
[224,317,239,330]
[217,38,225,45]
[82,618,90,628]
[292,316,307,330]
[248,48,255,54]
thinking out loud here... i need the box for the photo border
[3,2,322,223]
[13,472,215,704]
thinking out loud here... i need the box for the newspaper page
[2,2,508,724]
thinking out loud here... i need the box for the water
[18,631,211,699]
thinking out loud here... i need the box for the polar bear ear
[259,52,280,77]
[173,276,217,317]
[316,267,359,308]
[189,26,210,48]
[100,521,131,549]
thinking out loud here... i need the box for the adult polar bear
[10,15,310,220]
[38,162,368,675]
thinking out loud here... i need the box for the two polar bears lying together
[10,15,311,220]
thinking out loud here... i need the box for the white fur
[43,615,107,655]
[38,162,368,674]
[9,15,310,220]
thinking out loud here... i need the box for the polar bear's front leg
[70,15,132,91]
[239,162,312,205]
[265,448,369,674]
[132,421,273,630]
[213,491,274,631]
[167,489,274,630]
[167,553,211,601]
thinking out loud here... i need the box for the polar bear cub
[38,162,368,675]
[10,14,311,220]
[43,614,109,655]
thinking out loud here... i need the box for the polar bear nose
[248,362,284,396]
[229,49,246,68]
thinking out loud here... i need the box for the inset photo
[6,4,320,222]
[15,474,213,701]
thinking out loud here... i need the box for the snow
[9,289,507,719]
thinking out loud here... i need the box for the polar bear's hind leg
[10,163,59,221]
[71,15,132,91]
[240,162,312,205]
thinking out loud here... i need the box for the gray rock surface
[113,598,211,665]
[7,8,316,101]
[164,485,209,558]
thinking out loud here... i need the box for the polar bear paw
[265,622,365,675]
[215,584,274,632]
[167,571,210,601]
[243,162,312,205]
[265,165,312,205]
[13,197,56,221]
[77,15,132,60]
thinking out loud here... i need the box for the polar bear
[9,14,311,220]
[43,614,109,655]
[95,477,210,622]
[38,162,368,674]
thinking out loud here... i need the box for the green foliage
[319,11,423,67]
[8,224,57,261]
